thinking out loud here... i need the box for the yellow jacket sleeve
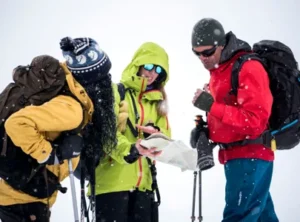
[4,95,83,163]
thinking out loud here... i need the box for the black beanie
[191,18,226,47]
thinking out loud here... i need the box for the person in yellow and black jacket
[0,38,116,221]
[0,54,94,222]
[92,42,171,222]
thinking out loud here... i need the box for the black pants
[96,190,154,222]
[0,202,49,222]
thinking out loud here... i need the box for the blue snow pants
[222,159,279,222]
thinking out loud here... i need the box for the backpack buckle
[218,143,229,149]
[262,130,272,148]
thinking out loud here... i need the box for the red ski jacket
[207,32,274,164]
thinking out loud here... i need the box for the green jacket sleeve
[109,131,134,164]
[156,115,171,138]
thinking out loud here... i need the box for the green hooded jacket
[93,42,171,195]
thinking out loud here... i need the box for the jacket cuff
[35,142,53,163]
[209,102,225,120]
[38,145,59,165]
[124,144,141,164]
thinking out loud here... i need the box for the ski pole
[198,170,203,221]
[68,159,79,222]
[191,171,197,222]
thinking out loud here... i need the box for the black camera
[190,115,215,171]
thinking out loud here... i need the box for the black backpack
[228,40,300,151]
[0,55,72,199]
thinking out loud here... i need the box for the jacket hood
[120,42,169,91]
[220,32,252,64]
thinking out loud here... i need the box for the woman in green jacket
[94,42,171,222]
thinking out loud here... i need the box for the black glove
[196,131,216,171]
[47,134,83,165]
[124,144,141,164]
[143,122,160,138]
[194,91,214,112]
[190,115,208,148]
[190,127,201,148]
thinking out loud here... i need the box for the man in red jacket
[191,18,279,222]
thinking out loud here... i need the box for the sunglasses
[192,45,218,57]
[143,64,163,74]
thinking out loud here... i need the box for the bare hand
[203,83,210,93]
[192,89,204,104]
[136,125,159,134]
[135,139,162,158]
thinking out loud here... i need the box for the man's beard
[202,60,218,70]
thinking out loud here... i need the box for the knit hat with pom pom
[60,37,111,85]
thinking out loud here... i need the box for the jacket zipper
[135,79,145,188]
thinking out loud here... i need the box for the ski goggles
[192,45,218,57]
[143,64,163,74]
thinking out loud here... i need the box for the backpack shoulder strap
[230,53,263,96]
[146,157,161,205]
[117,83,126,101]
[116,83,139,137]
